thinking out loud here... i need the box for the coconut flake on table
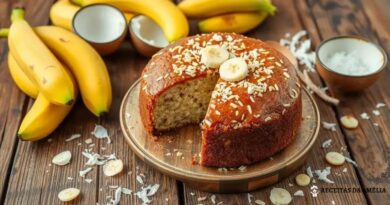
[322,139,333,149]
[247,193,253,204]
[322,122,337,131]
[210,195,216,204]
[91,124,111,144]
[360,112,370,120]
[122,188,132,195]
[280,30,316,72]
[82,149,117,166]
[307,166,314,178]
[314,167,334,184]
[345,156,358,167]
[372,109,380,116]
[136,175,144,184]
[134,184,160,205]
[376,102,386,108]
[79,167,93,177]
[110,187,122,205]
[197,196,207,201]
[294,190,304,197]
[65,134,81,142]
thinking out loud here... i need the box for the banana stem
[0,28,9,37]
[11,8,25,23]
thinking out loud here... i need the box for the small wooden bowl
[72,4,127,56]
[316,36,387,92]
[119,80,320,193]
[129,15,169,57]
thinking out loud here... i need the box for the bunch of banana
[50,0,135,30]
[70,0,189,42]
[178,0,276,34]
[3,8,112,141]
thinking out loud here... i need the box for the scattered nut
[295,174,310,186]
[52,151,71,166]
[340,115,358,129]
[103,159,123,177]
[270,188,292,205]
[58,188,80,202]
[326,152,345,166]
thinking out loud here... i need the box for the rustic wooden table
[1,0,389,204]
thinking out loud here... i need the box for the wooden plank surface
[1,2,179,205]
[0,0,389,204]
[304,0,390,203]
[182,0,368,204]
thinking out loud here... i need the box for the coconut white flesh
[318,38,385,76]
[73,5,126,43]
[131,15,169,48]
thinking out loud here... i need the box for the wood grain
[182,0,367,204]
[1,0,390,204]
[303,0,390,203]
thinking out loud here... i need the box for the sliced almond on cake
[201,45,229,68]
[219,57,248,82]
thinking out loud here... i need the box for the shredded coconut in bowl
[324,51,373,76]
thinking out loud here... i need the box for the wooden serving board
[120,79,320,193]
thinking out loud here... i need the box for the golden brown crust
[139,33,302,166]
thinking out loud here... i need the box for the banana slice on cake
[219,57,248,82]
[201,45,229,68]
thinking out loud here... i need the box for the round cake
[139,33,302,167]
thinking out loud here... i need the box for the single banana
[199,12,268,34]
[8,8,75,105]
[8,53,76,141]
[34,26,112,116]
[18,93,74,141]
[178,0,276,19]
[219,58,248,82]
[50,0,135,30]
[8,54,39,98]
[200,45,229,68]
[71,0,189,42]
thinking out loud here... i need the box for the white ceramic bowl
[72,4,127,55]
[129,15,169,57]
[316,36,387,92]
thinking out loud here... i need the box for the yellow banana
[7,53,76,141]
[18,93,75,141]
[198,12,268,34]
[8,8,75,105]
[50,0,135,30]
[178,0,276,19]
[71,0,189,42]
[34,26,112,116]
[8,54,39,98]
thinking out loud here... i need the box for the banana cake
[139,33,302,167]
